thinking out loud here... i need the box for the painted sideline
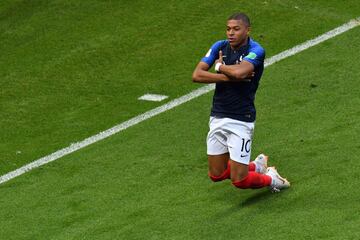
[1,17,359,185]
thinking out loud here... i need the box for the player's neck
[230,37,249,51]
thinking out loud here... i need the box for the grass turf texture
[1,0,360,174]
[1,24,360,240]
[1,0,360,239]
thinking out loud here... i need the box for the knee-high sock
[248,162,256,171]
[232,172,271,189]
[209,161,257,181]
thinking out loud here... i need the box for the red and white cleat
[265,166,290,193]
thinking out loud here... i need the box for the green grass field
[1,0,360,239]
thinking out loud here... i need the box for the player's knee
[208,169,230,182]
[209,173,222,182]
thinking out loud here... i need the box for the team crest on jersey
[235,55,244,64]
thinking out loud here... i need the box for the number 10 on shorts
[241,138,251,153]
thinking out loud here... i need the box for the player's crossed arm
[192,50,254,83]
[215,50,255,81]
[192,61,230,83]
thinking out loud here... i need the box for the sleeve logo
[246,52,257,60]
[205,49,212,57]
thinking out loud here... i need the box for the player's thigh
[208,153,229,176]
[227,121,254,166]
[206,117,229,176]
[206,117,228,156]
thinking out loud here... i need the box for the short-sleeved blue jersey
[201,38,265,122]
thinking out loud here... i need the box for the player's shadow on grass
[213,189,275,220]
[239,189,274,207]
[223,189,275,208]
[212,183,276,208]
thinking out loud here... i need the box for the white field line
[138,93,169,102]
[1,17,359,185]
[264,17,360,67]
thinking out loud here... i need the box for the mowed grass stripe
[1,27,359,239]
[1,17,359,185]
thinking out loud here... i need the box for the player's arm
[192,62,230,83]
[192,40,231,83]
[215,50,255,81]
[218,61,254,81]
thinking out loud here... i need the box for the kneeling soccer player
[192,12,290,192]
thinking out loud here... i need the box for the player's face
[226,20,250,49]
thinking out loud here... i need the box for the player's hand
[243,71,255,82]
[215,50,223,73]
[215,50,223,65]
[247,71,255,78]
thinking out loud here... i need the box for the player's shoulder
[201,40,228,65]
[248,38,265,55]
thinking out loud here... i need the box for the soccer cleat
[265,167,290,193]
[253,153,268,174]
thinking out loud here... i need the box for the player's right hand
[215,50,223,65]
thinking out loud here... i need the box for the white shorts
[207,116,255,165]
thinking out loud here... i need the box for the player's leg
[230,159,272,189]
[206,117,268,182]
[206,117,231,182]
[228,137,290,190]
[226,120,272,189]
[207,153,231,182]
[208,153,229,176]
[207,153,267,182]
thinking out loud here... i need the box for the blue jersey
[201,38,265,122]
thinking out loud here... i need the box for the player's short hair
[228,13,251,27]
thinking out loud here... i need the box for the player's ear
[247,26,251,36]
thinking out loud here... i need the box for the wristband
[215,62,222,72]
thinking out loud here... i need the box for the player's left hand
[241,71,255,82]
[247,71,255,78]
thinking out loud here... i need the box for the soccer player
[192,13,290,192]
